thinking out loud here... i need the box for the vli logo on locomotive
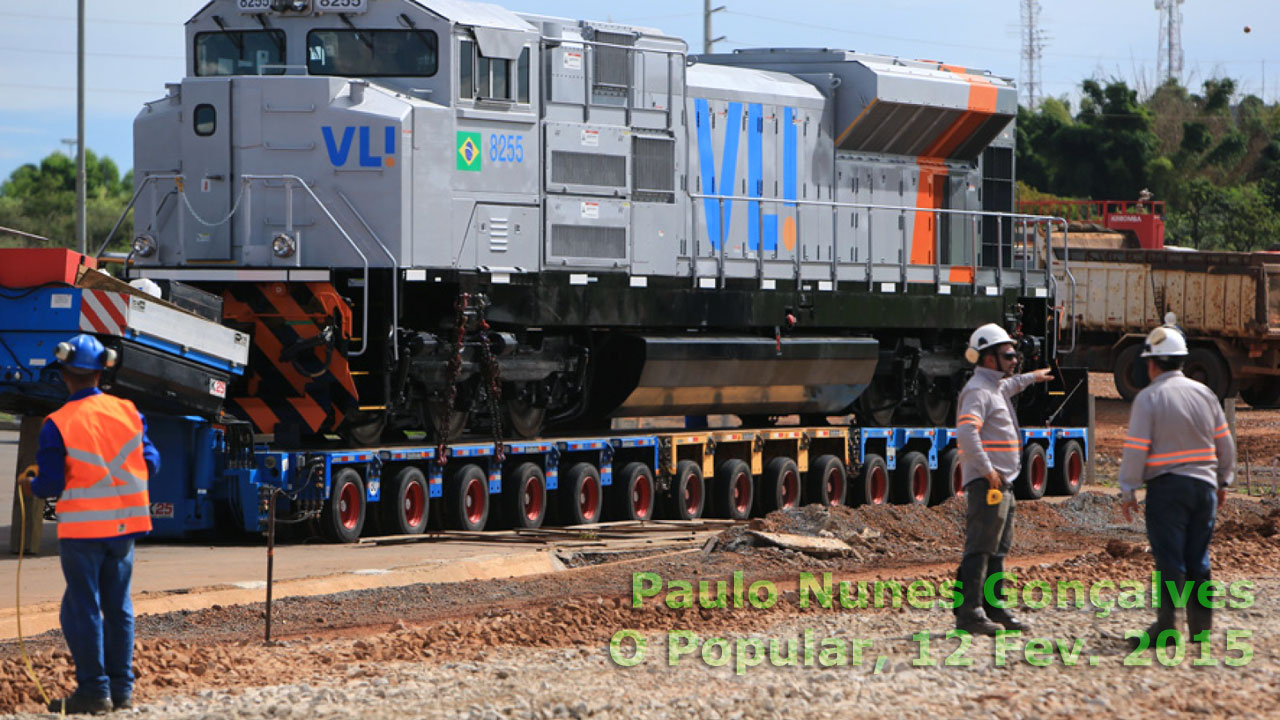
[322,125,397,168]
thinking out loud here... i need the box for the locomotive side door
[179,78,233,261]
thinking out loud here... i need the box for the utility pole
[76,0,87,254]
[1155,0,1184,85]
[703,0,726,54]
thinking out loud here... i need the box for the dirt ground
[3,380,1279,717]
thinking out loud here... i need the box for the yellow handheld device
[986,487,1003,506]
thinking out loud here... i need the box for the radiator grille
[551,224,627,259]
[551,151,627,188]
[633,136,675,203]
[593,31,633,88]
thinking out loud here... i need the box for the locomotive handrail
[102,173,373,358]
[689,191,1068,295]
[334,187,400,362]
[241,173,371,358]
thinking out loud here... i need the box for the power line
[0,82,162,96]
[0,11,176,27]
[0,45,182,61]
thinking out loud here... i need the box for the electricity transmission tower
[1019,0,1047,110]
[1155,0,1185,84]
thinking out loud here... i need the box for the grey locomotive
[123,0,1068,444]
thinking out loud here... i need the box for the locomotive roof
[686,63,825,107]
[411,0,536,33]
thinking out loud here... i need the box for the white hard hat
[965,323,1014,364]
[1140,325,1189,357]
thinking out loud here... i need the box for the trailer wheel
[1241,379,1280,409]
[667,460,705,520]
[758,457,801,514]
[504,462,546,529]
[1014,444,1048,500]
[854,453,890,506]
[931,447,963,505]
[892,451,932,505]
[444,463,489,531]
[321,467,366,543]
[380,466,429,535]
[612,462,655,522]
[713,459,753,520]
[806,454,847,507]
[560,462,602,525]
[1050,440,1085,496]
[1113,344,1147,401]
[1185,347,1230,400]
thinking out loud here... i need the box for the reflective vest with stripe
[47,393,152,539]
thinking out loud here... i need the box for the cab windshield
[194,30,286,76]
[307,29,439,77]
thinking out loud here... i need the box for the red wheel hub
[870,467,887,504]
[780,469,799,508]
[403,480,425,527]
[1067,451,1083,488]
[632,474,652,519]
[339,481,360,529]
[523,476,544,521]
[825,467,844,506]
[1032,455,1047,492]
[732,471,751,515]
[579,477,599,521]
[912,465,929,503]
[683,472,703,517]
[464,477,485,526]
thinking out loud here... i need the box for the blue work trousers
[59,538,136,700]
[1145,473,1217,581]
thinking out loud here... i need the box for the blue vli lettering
[323,126,397,168]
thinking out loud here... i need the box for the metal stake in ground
[265,488,279,644]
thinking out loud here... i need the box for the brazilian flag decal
[457,132,482,172]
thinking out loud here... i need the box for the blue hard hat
[53,334,117,373]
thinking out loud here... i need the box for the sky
[0,0,1277,181]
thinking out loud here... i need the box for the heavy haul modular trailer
[138,419,1090,542]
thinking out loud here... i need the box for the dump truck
[1054,245,1280,406]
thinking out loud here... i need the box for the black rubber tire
[854,453,890,506]
[1113,343,1147,401]
[321,467,366,543]
[379,466,429,536]
[444,463,490,531]
[1241,379,1280,409]
[559,462,602,526]
[892,450,932,505]
[503,462,546,529]
[856,378,898,426]
[806,454,847,507]
[667,459,705,520]
[1049,440,1086,496]
[713,459,754,520]
[1014,443,1048,500]
[611,462,656,522]
[1185,347,1230,400]
[931,447,963,505]
[757,457,802,515]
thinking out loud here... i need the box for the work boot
[112,695,133,711]
[1187,572,1214,640]
[955,609,1003,636]
[47,694,112,715]
[983,558,1030,632]
[1130,569,1183,650]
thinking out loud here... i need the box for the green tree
[0,150,133,250]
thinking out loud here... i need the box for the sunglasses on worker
[999,351,1018,361]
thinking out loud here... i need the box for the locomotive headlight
[272,232,298,258]
[132,233,157,258]
[270,0,311,12]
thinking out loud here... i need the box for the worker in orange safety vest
[19,333,159,714]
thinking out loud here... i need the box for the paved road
[0,431,579,639]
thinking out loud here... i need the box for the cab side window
[459,40,529,103]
